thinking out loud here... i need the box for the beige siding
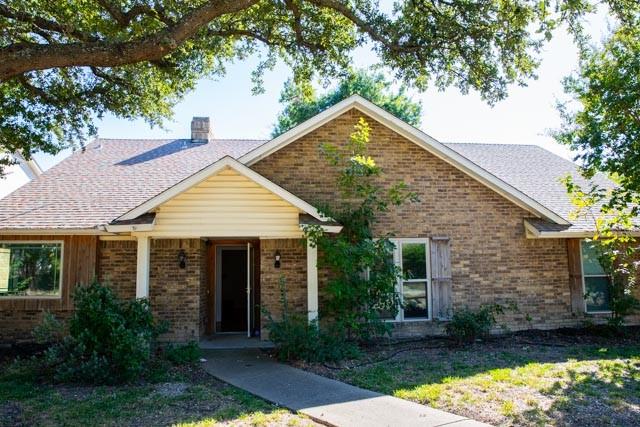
[151,167,303,238]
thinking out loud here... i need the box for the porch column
[136,236,150,299]
[307,239,319,323]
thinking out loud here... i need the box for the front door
[218,247,248,332]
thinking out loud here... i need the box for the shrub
[264,276,359,362]
[162,341,202,365]
[37,280,167,384]
[445,304,509,343]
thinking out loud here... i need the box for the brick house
[0,95,636,343]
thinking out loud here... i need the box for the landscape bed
[293,327,640,427]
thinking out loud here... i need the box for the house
[0,95,635,343]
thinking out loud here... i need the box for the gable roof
[118,156,326,222]
[0,138,266,230]
[240,95,569,225]
[0,95,618,233]
[442,143,614,233]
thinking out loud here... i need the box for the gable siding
[151,167,303,238]
[252,108,576,333]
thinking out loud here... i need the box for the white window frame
[390,238,432,322]
[0,240,64,300]
[579,239,612,314]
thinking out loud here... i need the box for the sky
[9,4,612,180]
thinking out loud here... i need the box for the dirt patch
[154,382,189,397]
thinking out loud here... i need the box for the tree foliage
[304,117,418,342]
[272,68,422,136]
[0,0,611,175]
[555,7,640,327]
[562,176,639,327]
[556,8,640,206]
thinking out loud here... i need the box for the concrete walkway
[201,349,490,427]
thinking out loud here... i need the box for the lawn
[0,357,316,427]
[296,328,640,426]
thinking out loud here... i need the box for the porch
[200,333,274,349]
[120,235,319,342]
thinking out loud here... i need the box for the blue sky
[33,7,610,172]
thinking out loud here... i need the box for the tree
[554,8,640,328]
[561,176,639,327]
[304,117,417,342]
[0,0,618,175]
[272,68,422,136]
[555,9,640,211]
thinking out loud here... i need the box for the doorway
[211,241,259,336]
[217,247,247,332]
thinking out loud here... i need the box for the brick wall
[97,239,209,342]
[260,239,307,337]
[149,239,205,342]
[252,108,577,334]
[98,240,137,299]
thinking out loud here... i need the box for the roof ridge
[443,141,540,147]
[95,137,269,142]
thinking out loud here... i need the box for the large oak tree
[0,0,618,174]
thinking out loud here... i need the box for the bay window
[0,242,63,298]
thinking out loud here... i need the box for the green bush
[264,276,358,362]
[445,304,508,343]
[162,341,202,365]
[36,280,167,384]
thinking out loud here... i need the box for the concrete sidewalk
[201,349,491,427]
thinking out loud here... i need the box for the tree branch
[0,3,99,42]
[0,0,259,81]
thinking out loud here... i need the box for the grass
[303,330,640,426]
[0,358,316,427]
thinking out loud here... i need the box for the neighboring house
[0,96,636,342]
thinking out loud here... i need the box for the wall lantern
[274,250,281,269]
[178,249,187,269]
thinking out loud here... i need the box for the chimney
[191,116,212,143]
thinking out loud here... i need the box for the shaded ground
[294,328,640,427]
[0,357,317,427]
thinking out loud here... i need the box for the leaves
[272,68,422,136]
[304,118,419,341]
[0,1,609,173]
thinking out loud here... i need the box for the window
[388,238,431,321]
[580,240,611,313]
[0,242,62,298]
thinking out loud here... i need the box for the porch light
[178,249,187,269]
[274,250,281,269]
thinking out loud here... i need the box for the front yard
[296,328,640,426]
[0,356,316,427]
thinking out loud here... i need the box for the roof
[0,95,622,234]
[0,138,266,230]
[443,143,615,232]
[118,156,328,223]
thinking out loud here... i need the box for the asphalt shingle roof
[443,143,614,232]
[0,138,615,232]
[0,138,266,229]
